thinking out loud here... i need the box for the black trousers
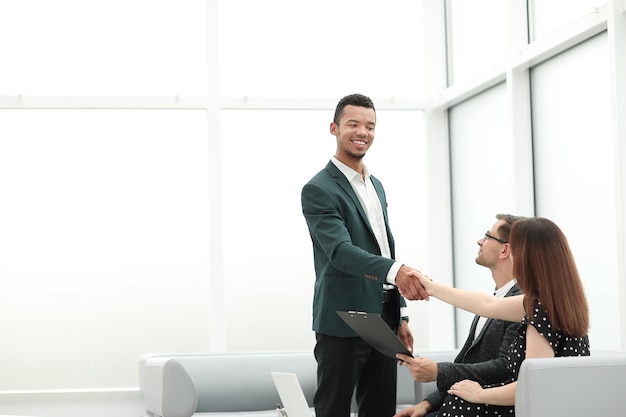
[314,288,401,417]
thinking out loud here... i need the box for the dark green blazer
[301,160,407,337]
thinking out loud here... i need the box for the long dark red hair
[510,217,589,337]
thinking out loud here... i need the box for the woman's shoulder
[529,299,590,356]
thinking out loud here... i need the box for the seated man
[395,214,524,417]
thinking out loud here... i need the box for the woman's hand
[406,270,434,297]
[447,379,485,403]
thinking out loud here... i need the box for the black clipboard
[337,310,414,359]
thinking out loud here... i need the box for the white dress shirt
[473,279,517,340]
[331,158,406,316]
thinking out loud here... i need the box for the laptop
[337,310,414,359]
[271,372,313,417]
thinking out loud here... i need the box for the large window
[220,109,428,351]
[530,0,607,41]
[531,33,618,349]
[448,83,527,342]
[447,0,509,86]
[443,2,622,351]
[0,0,428,391]
[0,0,207,96]
[0,109,211,389]
[219,0,425,98]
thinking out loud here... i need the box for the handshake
[395,265,432,301]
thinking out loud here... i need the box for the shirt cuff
[386,261,402,285]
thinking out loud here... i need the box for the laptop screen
[271,372,313,417]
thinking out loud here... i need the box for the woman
[399,217,590,416]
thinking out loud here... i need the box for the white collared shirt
[473,279,517,339]
[330,157,402,292]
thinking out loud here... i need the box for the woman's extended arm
[411,272,526,322]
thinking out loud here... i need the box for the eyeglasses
[483,232,508,244]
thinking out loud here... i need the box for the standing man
[394,214,525,417]
[301,93,427,417]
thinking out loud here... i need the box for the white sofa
[140,350,626,417]
[139,350,431,417]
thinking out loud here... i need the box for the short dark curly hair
[333,93,375,125]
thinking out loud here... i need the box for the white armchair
[516,352,626,417]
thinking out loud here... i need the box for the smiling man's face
[331,104,376,164]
